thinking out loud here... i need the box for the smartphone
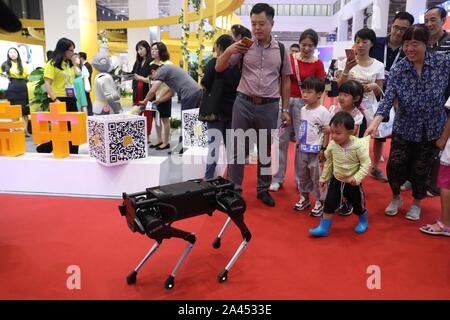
[345,49,356,60]
[241,37,254,48]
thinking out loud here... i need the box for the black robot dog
[118,177,252,289]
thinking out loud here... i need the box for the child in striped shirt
[309,111,371,237]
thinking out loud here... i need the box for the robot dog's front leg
[218,238,250,283]
[213,189,252,283]
[218,213,252,283]
[158,226,196,290]
[127,224,196,289]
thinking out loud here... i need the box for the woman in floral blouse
[366,25,450,221]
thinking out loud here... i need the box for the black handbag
[198,71,224,122]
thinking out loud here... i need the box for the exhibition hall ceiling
[96,0,171,18]
[96,0,447,20]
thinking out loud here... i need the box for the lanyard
[293,54,302,87]
[62,62,74,85]
[384,44,401,70]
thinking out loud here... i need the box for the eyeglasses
[392,25,408,32]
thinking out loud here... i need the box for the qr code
[183,112,207,148]
[108,120,146,164]
[88,120,106,163]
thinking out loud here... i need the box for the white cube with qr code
[87,114,148,167]
[182,109,208,148]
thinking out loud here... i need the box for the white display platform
[182,146,227,181]
[0,153,170,199]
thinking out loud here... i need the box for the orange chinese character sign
[31,101,87,158]
[0,101,26,157]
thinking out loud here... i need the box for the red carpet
[1,141,449,300]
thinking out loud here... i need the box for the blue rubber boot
[355,210,368,234]
[309,218,333,237]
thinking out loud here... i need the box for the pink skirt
[438,164,450,189]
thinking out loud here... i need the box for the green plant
[29,67,51,111]
[188,54,213,82]
[120,88,132,97]
[170,118,181,129]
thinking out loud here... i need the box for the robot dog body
[119,177,251,289]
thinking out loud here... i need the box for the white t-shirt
[298,105,331,153]
[339,58,385,113]
[329,104,364,136]
[329,104,364,125]
[441,102,450,165]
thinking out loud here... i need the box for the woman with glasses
[366,25,450,222]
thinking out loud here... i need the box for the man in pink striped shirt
[216,3,292,207]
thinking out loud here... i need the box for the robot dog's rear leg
[127,242,161,285]
[212,217,232,249]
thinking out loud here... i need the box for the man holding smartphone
[216,3,292,207]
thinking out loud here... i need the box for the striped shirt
[320,135,371,185]
[229,36,293,98]
[429,31,450,54]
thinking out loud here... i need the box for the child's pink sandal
[420,221,450,237]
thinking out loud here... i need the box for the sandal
[419,221,450,237]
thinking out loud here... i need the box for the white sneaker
[294,195,310,211]
[310,201,324,217]
[405,205,421,221]
[385,197,403,216]
[269,182,281,192]
[400,181,412,192]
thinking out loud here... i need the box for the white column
[337,18,348,42]
[43,0,81,51]
[352,9,364,37]
[170,0,183,39]
[127,0,159,70]
[406,0,427,24]
[372,0,389,37]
